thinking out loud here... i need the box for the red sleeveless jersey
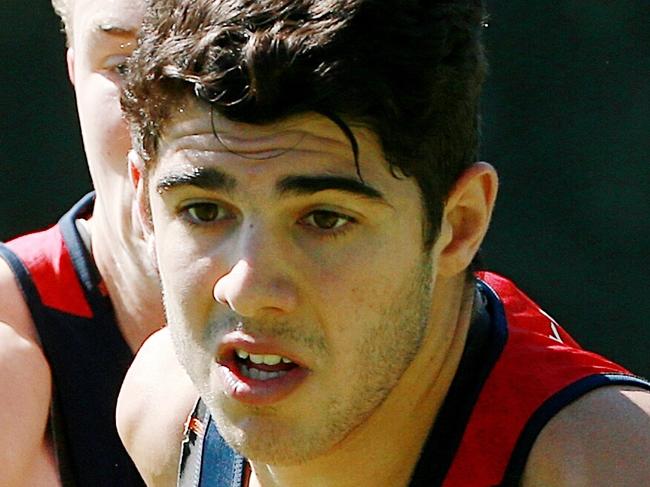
[0,194,146,487]
[6,220,95,318]
[440,271,648,486]
[178,271,650,487]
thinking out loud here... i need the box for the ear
[436,162,498,277]
[66,48,76,86]
[128,150,154,236]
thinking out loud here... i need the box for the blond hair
[51,0,73,44]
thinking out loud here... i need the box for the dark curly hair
[122,0,487,245]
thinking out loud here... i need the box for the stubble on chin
[208,257,435,466]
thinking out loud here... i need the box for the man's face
[146,103,450,464]
[68,0,144,199]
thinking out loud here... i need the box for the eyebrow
[277,175,385,201]
[155,167,386,202]
[96,23,137,37]
[156,167,237,194]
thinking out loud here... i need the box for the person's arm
[0,260,59,486]
[117,326,199,487]
[522,385,650,486]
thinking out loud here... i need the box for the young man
[0,0,187,485]
[118,0,650,485]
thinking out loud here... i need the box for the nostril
[213,260,250,309]
[213,288,230,306]
[213,258,298,316]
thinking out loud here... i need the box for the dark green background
[1,2,648,376]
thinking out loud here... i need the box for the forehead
[72,0,145,44]
[148,102,426,211]
[155,102,387,179]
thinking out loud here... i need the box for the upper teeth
[236,349,293,365]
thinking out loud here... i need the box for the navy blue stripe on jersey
[410,279,509,486]
[200,415,246,487]
[0,242,47,327]
[179,398,246,487]
[177,274,650,487]
[59,193,108,311]
[498,373,650,486]
[52,194,143,486]
[0,242,80,486]
[3,193,145,487]
[181,279,509,487]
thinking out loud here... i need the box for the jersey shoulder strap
[442,272,650,487]
[178,399,246,487]
[174,271,650,487]
[0,193,145,487]
[2,210,91,321]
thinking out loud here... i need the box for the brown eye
[303,210,352,230]
[186,203,227,223]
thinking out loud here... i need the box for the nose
[213,233,298,317]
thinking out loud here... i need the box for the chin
[228,433,328,466]
[213,410,336,466]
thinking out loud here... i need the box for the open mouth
[215,334,311,405]
[233,349,299,381]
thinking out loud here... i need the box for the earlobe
[437,162,498,277]
[66,48,75,86]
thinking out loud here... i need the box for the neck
[90,192,164,352]
[249,274,475,487]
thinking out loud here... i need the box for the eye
[183,202,232,224]
[300,210,354,231]
[104,55,129,78]
[114,62,128,76]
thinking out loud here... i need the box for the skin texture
[0,1,165,484]
[522,386,650,487]
[117,327,197,486]
[0,279,58,486]
[123,101,499,486]
[67,0,162,349]
[120,99,650,487]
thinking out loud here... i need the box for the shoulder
[0,255,40,341]
[522,384,650,486]
[0,260,53,484]
[0,258,48,395]
[117,326,199,487]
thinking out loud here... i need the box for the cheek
[150,216,223,322]
[320,229,418,285]
[75,74,131,168]
[307,222,430,349]
[309,242,414,328]
[157,238,212,307]
[157,250,218,366]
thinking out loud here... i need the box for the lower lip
[217,359,310,406]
